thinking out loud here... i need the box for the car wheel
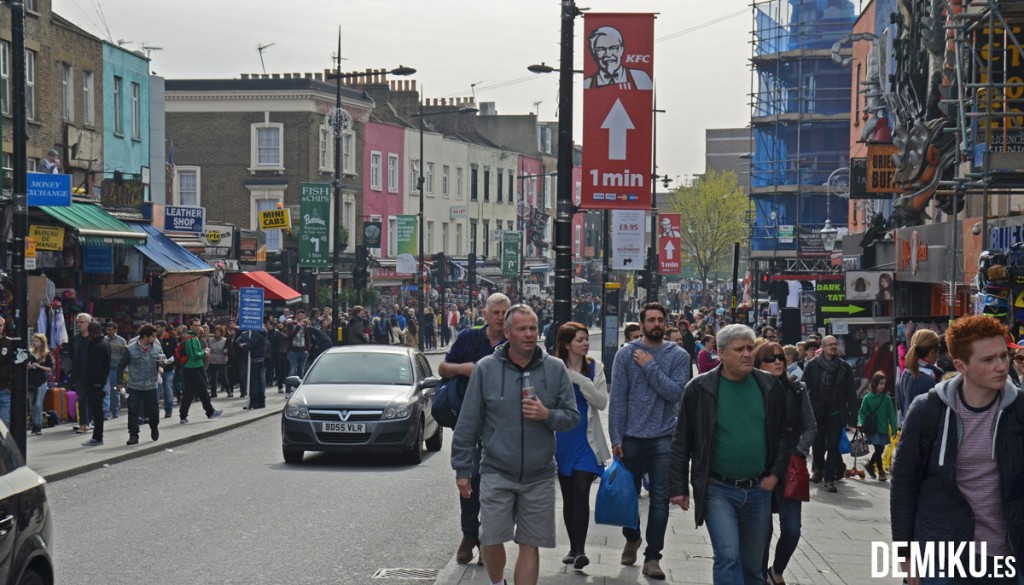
[283,448,304,464]
[18,569,44,585]
[425,424,443,452]
[404,420,424,465]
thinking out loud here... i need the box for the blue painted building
[102,42,150,201]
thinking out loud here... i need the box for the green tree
[666,169,747,290]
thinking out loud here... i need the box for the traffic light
[266,253,285,278]
[758,273,770,293]
[653,273,663,291]
[636,270,648,291]
[299,270,316,297]
[432,252,447,288]
[353,245,369,290]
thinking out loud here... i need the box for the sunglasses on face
[1015,355,1024,363]
[761,354,786,364]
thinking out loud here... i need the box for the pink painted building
[362,121,406,258]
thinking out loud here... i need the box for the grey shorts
[478,473,556,548]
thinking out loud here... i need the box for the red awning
[226,271,302,303]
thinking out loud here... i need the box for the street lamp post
[325,41,414,340]
[821,167,848,253]
[553,0,580,326]
[518,170,557,302]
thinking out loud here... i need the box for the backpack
[862,396,884,434]
[175,336,191,367]
[431,328,489,429]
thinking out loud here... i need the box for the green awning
[40,202,147,247]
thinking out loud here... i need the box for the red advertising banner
[657,213,682,275]
[581,13,655,210]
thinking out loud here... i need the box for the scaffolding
[749,0,859,261]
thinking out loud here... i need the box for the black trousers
[87,387,105,441]
[180,368,214,420]
[127,388,159,438]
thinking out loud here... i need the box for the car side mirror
[421,376,441,389]
[285,375,303,388]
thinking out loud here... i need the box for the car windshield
[303,352,414,385]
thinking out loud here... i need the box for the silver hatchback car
[281,345,442,464]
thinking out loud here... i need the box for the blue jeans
[161,369,176,415]
[621,435,671,562]
[764,496,802,576]
[704,479,772,585]
[103,370,120,417]
[31,383,47,428]
[0,388,11,429]
[288,352,307,389]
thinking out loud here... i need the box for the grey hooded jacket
[451,344,579,484]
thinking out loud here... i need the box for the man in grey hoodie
[452,304,579,585]
[116,324,171,445]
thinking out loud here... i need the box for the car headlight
[285,403,309,419]
[382,405,410,420]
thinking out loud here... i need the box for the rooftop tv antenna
[470,81,483,102]
[140,43,163,59]
[533,100,543,116]
[257,42,276,74]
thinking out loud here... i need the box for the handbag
[783,454,810,501]
[881,431,899,473]
[849,429,870,458]
[594,460,639,529]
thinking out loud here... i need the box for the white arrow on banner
[601,99,634,160]
[663,240,675,260]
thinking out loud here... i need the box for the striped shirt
[955,388,1010,556]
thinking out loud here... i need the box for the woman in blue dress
[553,322,610,571]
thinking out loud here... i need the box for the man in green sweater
[179,319,221,424]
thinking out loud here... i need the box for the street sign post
[657,212,681,275]
[602,282,621,384]
[238,287,265,331]
[610,209,645,270]
[580,13,656,210]
[299,183,330,267]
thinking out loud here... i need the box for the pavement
[433,446,898,585]
[25,387,288,482]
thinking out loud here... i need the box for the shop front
[893,222,971,319]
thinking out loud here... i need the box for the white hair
[486,293,511,309]
[717,324,755,351]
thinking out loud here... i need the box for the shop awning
[40,202,147,247]
[129,223,213,274]
[226,271,302,303]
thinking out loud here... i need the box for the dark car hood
[297,383,412,408]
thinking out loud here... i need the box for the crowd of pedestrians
[438,299,1024,585]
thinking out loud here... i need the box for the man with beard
[608,302,691,580]
[801,335,857,493]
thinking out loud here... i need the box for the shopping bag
[783,454,810,501]
[839,428,851,455]
[594,460,639,529]
[881,431,899,473]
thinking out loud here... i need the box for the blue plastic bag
[594,460,639,529]
[839,428,851,455]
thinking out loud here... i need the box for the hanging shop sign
[164,205,205,233]
[29,225,65,251]
[101,178,145,208]
[846,270,895,302]
[299,183,331,267]
[27,172,72,207]
[815,280,871,329]
[258,208,291,231]
[363,221,383,250]
[202,223,234,257]
[866,145,898,194]
[580,12,655,210]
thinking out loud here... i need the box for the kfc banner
[657,213,682,275]
[581,13,655,210]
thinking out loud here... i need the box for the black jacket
[890,378,1024,556]
[668,367,795,527]
[85,336,111,395]
[801,354,858,423]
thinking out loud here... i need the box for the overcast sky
[54,0,751,184]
